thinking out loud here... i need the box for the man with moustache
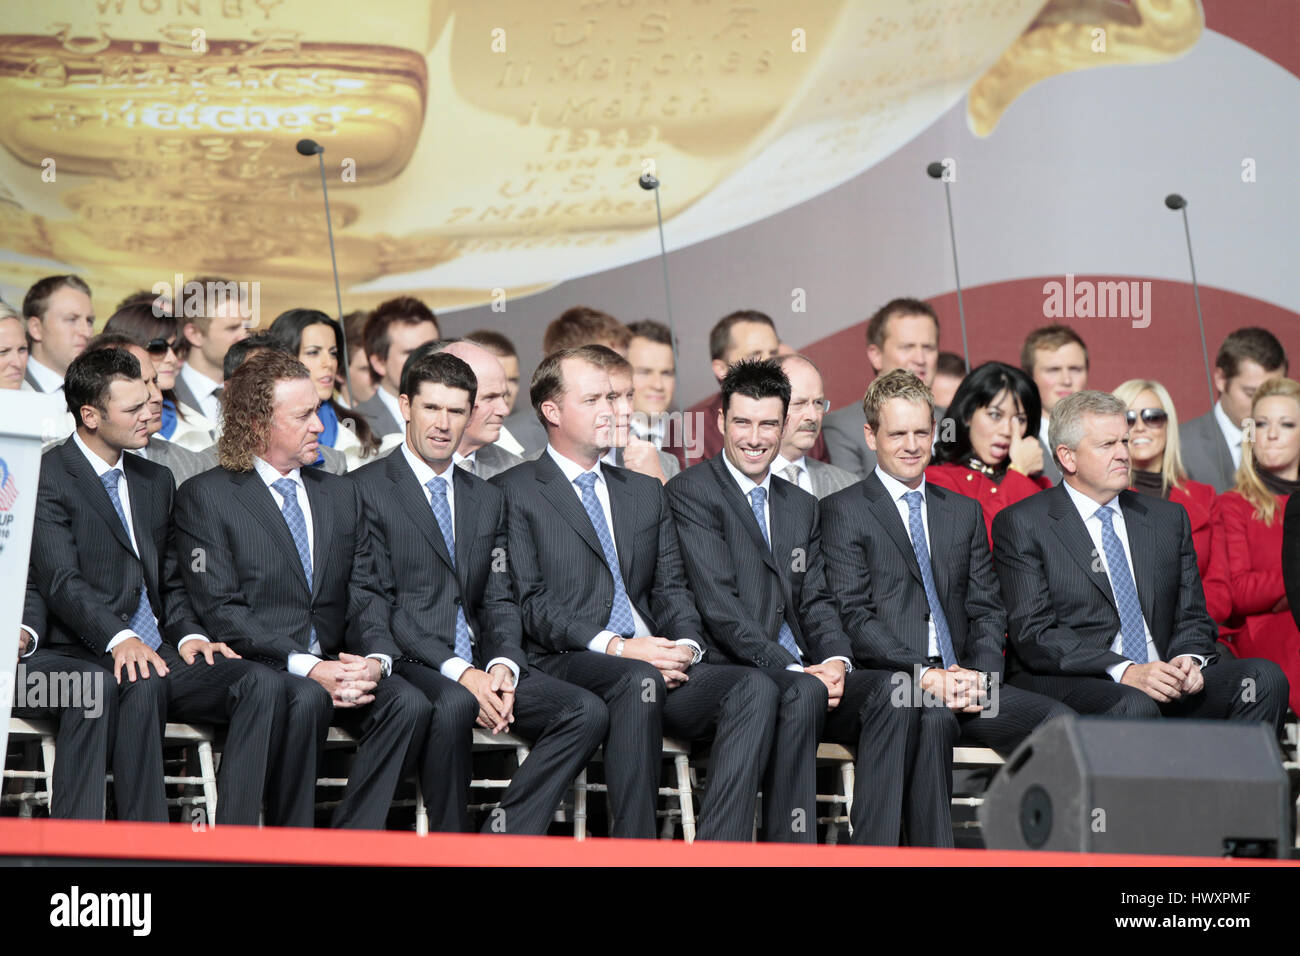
[772,354,857,499]
[492,345,777,840]
[349,349,607,833]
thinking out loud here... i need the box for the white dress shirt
[1038,416,1051,449]
[721,453,850,673]
[400,444,518,684]
[545,444,702,661]
[771,453,812,494]
[494,424,525,457]
[253,457,392,678]
[631,415,667,450]
[179,363,224,425]
[1060,480,1205,681]
[26,356,65,395]
[874,466,941,668]
[1213,400,1245,470]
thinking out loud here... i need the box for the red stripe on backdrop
[796,279,1300,421]
[1202,0,1300,80]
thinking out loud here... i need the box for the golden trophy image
[0,0,1203,320]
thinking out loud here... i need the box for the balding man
[773,354,856,499]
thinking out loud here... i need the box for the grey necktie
[782,463,802,487]
[456,457,475,475]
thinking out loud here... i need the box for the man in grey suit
[992,390,1287,727]
[821,298,944,479]
[352,297,440,438]
[773,354,856,498]
[1179,327,1287,492]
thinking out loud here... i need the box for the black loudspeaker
[980,716,1289,858]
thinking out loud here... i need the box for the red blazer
[1205,490,1300,713]
[1164,479,1215,580]
[925,463,1049,546]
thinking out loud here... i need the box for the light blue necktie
[574,472,636,637]
[100,469,163,650]
[427,476,474,661]
[1096,506,1149,664]
[748,486,803,663]
[904,491,957,668]
[271,477,317,650]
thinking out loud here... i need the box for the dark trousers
[397,660,607,834]
[536,653,777,841]
[759,668,827,843]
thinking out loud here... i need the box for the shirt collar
[27,356,65,394]
[181,362,222,398]
[375,384,404,425]
[874,464,925,503]
[546,443,605,487]
[1213,399,1243,442]
[253,456,303,491]
[403,442,455,489]
[452,449,476,469]
[721,450,771,499]
[772,453,805,478]
[72,430,124,477]
[1062,477,1120,523]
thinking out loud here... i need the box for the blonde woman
[1204,377,1300,716]
[0,303,29,390]
[1112,379,1215,577]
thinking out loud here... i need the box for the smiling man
[992,390,1287,727]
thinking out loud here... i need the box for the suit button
[965,473,973,482]
[776,604,785,614]
[990,487,997,495]
[605,600,612,608]
[454,597,461,606]
[120,613,130,622]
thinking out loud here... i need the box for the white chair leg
[841,760,855,840]
[415,779,428,837]
[675,754,696,844]
[574,769,587,841]
[41,734,56,816]
[197,740,218,826]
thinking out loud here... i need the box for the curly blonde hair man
[218,349,311,472]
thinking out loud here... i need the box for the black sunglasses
[145,337,177,355]
[1126,407,1168,427]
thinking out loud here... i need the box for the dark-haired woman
[103,299,215,450]
[927,361,1051,545]
[268,309,381,469]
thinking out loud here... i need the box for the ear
[79,404,100,431]
[1056,444,1076,475]
[541,398,561,429]
[26,315,43,345]
[866,343,884,375]
[398,392,412,424]
[1212,367,1227,396]
[369,352,387,381]
[716,407,725,437]
[863,423,878,453]
[710,358,729,383]
[182,321,203,349]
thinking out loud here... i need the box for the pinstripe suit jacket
[349,449,525,671]
[133,435,216,486]
[805,457,857,499]
[666,454,850,671]
[990,483,1219,678]
[820,471,1006,675]
[29,437,207,655]
[491,449,707,657]
[173,464,395,667]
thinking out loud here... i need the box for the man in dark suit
[821,370,1072,846]
[25,348,287,824]
[668,359,917,843]
[992,390,1288,726]
[174,350,431,828]
[821,298,944,479]
[350,350,606,833]
[492,345,777,840]
[352,297,440,439]
[1180,328,1287,492]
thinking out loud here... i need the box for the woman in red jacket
[1112,379,1215,579]
[1205,377,1300,714]
[928,361,1050,544]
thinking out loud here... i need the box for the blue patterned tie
[1096,506,1149,664]
[100,469,163,650]
[904,491,957,668]
[574,472,636,637]
[271,477,317,651]
[427,476,474,661]
[748,486,803,663]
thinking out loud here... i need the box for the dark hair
[1020,324,1088,375]
[341,309,374,382]
[363,296,439,363]
[584,343,632,376]
[223,331,284,381]
[720,358,790,420]
[24,274,92,322]
[865,298,938,351]
[936,351,968,378]
[465,329,518,359]
[115,289,170,315]
[628,319,673,347]
[398,338,461,389]
[269,308,378,454]
[85,331,140,353]
[401,350,478,407]
[708,310,776,362]
[530,345,608,430]
[543,307,630,356]
[1216,327,1287,380]
[64,347,140,428]
[933,361,1041,466]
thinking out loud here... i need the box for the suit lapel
[302,472,333,599]
[233,470,311,594]
[61,440,135,557]
[536,453,605,561]
[388,451,454,572]
[1046,485,1116,608]
[925,484,954,596]
[862,473,923,585]
[767,477,796,602]
[1119,492,1157,625]
[452,466,477,581]
[123,456,160,597]
[604,466,637,585]
[24,367,43,392]
[711,456,782,578]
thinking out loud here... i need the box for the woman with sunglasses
[928,361,1051,545]
[1202,377,1300,715]
[268,308,381,469]
[103,296,215,451]
[1112,379,1215,578]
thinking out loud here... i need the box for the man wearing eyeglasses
[773,355,857,500]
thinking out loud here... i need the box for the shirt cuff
[483,657,521,685]
[674,639,703,664]
[440,656,474,683]
[105,629,137,653]
[365,653,392,678]
[177,634,207,650]
[1107,660,1134,683]
[1172,653,1208,668]
[822,655,852,673]
[19,625,38,658]
[288,652,323,678]
[918,665,932,680]
[589,630,621,653]
[786,662,804,672]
